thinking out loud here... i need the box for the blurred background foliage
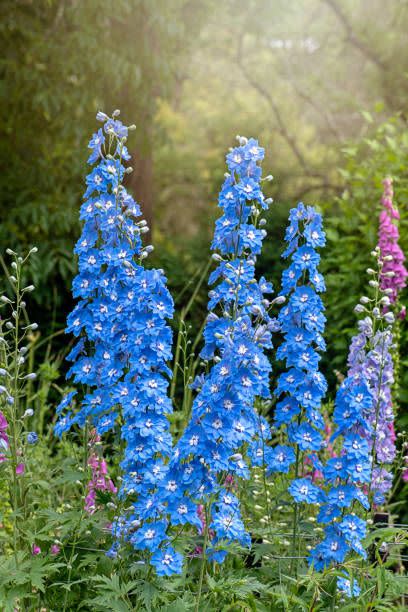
[1,0,408,406]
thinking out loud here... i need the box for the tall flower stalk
[163,137,278,567]
[0,248,38,560]
[378,177,407,308]
[272,203,327,563]
[55,111,176,572]
[310,248,396,575]
[378,177,407,483]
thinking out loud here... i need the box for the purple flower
[16,463,25,475]
[378,177,407,304]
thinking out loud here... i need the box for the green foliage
[320,117,408,405]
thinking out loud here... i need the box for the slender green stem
[195,505,209,612]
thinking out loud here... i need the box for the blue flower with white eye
[337,574,361,599]
[151,547,183,577]
[267,445,296,474]
[55,111,177,575]
[130,521,168,551]
[287,422,322,451]
[338,515,366,544]
[288,478,321,504]
[323,457,348,482]
[311,527,349,570]
[292,246,320,272]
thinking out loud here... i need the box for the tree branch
[236,33,327,182]
[323,0,387,71]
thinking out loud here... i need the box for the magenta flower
[378,177,407,307]
[32,544,41,556]
[85,430,116,514]
[50,544,60,555]
[16,463,25,475]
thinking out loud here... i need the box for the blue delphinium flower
[272,203,327,495]
[163,137,278,564]
[27,432,38,445]
[337,573,361,599]
[55,111,175,571]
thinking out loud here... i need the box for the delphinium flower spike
[55,111,177,572]
[310,249,396,574]
[273,204,327,498]
[163,137,278,565]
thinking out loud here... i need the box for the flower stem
[195,505,209,612]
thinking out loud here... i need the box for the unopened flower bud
[384,312,394,324]
[96,111,109,122]
[272,296,286,305]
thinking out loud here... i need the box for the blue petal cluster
[55,112,176,571]
[272,204,327,492]
[309,323,373,570]
[349,320,395,504]
[163,138,278,564]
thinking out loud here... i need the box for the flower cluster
[55,111,175,570]
[310,250,397,572]
[378,177,407,307]
[357,326,395,504]
[273,203,327,496]
[163,137,277,564]
[85,430,117,514]
[309,356,372,570]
